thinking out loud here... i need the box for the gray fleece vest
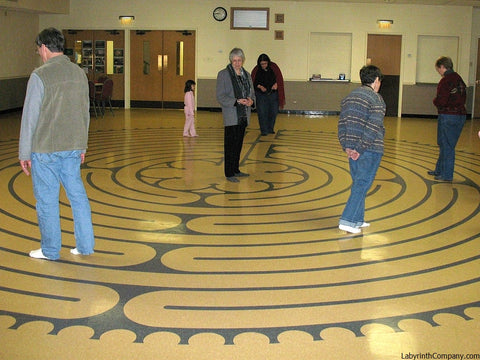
[32,55,90,153]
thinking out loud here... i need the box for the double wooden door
[130,30,195,108]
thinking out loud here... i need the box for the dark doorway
[367,34,402,116]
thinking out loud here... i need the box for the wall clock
[213,7,227,22]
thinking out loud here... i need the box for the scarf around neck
[227,63,250,125]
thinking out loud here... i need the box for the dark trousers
[256,91,279,134]
[224,123,247,177]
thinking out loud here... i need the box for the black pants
[224,123,246,177]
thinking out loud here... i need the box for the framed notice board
[231,8,269,30]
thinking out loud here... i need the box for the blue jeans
[256,91,279,134]
[434,114,466,180]
[339,151,382,228]
[31,150,95,259]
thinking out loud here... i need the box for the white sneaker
[360,222,370,228]
[339,224,361,234]
[70,248,81,255]
[29,249,49,259]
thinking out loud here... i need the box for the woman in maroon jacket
[429,56,467,182]
[251,54,285,136]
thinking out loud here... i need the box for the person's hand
[345,148,360,161]
[257,85,267,93]
[81,152,86,164]
[272,83,278,90]
[350,151,360,160]
[19,160,31,176]
[238,98,253,107]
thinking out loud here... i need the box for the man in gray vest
[19,27,95,260]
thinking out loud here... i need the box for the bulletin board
[231,8,269,30]
[309,32,352,80]
[416,35,459,83]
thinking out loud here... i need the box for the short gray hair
[435,56,453,70]
[229,48,245,62]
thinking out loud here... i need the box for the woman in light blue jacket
[216,48,255,183]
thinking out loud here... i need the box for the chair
[95,78,114,117]
[88,80,97,118]
[96,75,108,84]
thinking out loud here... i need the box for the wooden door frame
[473,38,480,118]
[129,29,196,109]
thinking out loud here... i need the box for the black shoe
[235,172,250,177]
[261,133,267,136]
[269,131,275,134]
[434,175,452,182]
[427,170,439,176]
[226,176,239,182]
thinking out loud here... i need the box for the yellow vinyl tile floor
[1,108,480,360]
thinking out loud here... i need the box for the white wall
[0,10,39,79]
[1,0,479,113]
[37,0,474,84]
[0,0,68,13]
[470,8,480,84]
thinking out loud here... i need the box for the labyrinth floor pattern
[1,109,480,360]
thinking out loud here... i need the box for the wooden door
[162,30,196,107]
[474,38,480,118]
[131,30,164,105]
[367,34,402,116]
[130,30,195,108]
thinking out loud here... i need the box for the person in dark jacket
[428,56,467,182]
[251,54,285,136]
[338,65,386,234]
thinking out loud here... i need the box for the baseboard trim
[198,107,340,116]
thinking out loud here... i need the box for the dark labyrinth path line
[1,127,480,344]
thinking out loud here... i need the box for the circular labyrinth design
[1,126,480,344]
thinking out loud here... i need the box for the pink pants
[183,114,197,137]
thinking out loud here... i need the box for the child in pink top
[183,80,198,137]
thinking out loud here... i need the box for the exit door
[130,30,195,108]
[367,34,402,116]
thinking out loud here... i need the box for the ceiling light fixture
[119,15,135,26]
[377,19,393,29]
